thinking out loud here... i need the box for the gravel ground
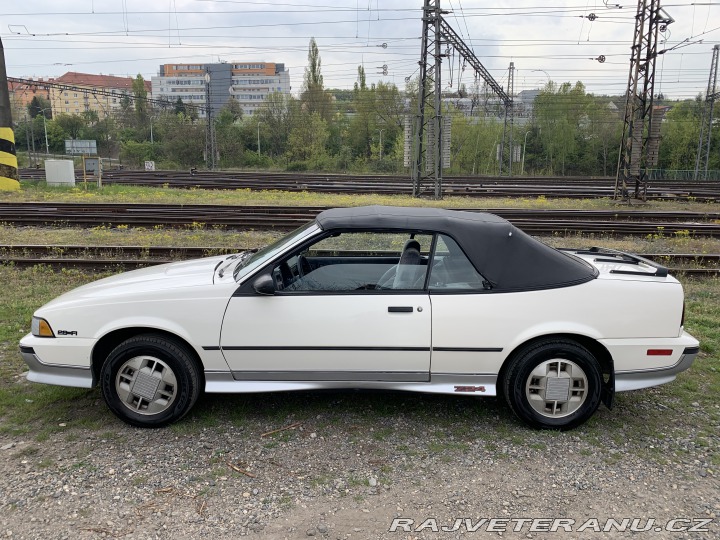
[0,385,718,540]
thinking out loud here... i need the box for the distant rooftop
[55,72,151,91]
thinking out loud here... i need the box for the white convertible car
[20,206,699,430]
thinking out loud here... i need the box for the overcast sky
[3,0,719,100]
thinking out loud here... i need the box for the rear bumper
[615,344,700,392]
[19,345,94,388]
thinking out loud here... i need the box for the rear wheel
[503,339,602,430]
[100,334,201,428]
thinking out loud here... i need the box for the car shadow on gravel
[184,389,514,432]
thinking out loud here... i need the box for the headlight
[31,317,55,338]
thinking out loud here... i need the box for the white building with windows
[151,62,291,117]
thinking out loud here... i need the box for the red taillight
[647,349,673,356]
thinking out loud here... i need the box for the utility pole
[694,44,720,181]
[412,0,442,198]
[29,113,36,165]
[412,0,511,198]
[503,62,515,176]
[614,0,673,201]
[39,108,50,155]
[0,37,20,191]
[204,70,216,170]
[24,115,31,163]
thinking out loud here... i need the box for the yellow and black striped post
[0,36,19,191]
[0,127,19,191]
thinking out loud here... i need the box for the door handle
[388,306,413,313]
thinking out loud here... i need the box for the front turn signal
[31,317,55,338]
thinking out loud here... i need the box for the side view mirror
[252,274,276,295]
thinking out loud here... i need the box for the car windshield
[233,221,319,282]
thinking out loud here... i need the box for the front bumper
[20,345,94,388]
[615,345,700,392]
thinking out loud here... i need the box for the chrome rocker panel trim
[20,346,94,389]
[205,371,498,395]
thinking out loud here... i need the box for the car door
[427,234,507,380]
[220,231,433,382]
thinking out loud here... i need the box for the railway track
[2,203,720,236]
[1,245,719,276]
[19,169,720,201]
[7,244,716,263]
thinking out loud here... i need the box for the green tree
[373,81,404,167]
[447,112,504,175]
[658,98,703,171]
[585,98,623,175]
[287,112,329,164]
[300,38,332,121]
[133,74,149,130]
[118,94,135,130]
[374,81,405,131]
[44,119,68,152]
[120,141,157,167]
[533,81,592,175]
[174,97,186,116]
[346,73,406,169]
[82,109,99,125]
[54,113,85,139]
[214,105,244,167]
[27,96,52,119]
[84,114,116,156]
[222,97,243,122]
[348,65,375,159]
[255,92,297,158]
[154,112,205,167]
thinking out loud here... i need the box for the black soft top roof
[315,206,596,292]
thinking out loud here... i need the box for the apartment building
[49,72,151,117]
[151,62,291,117]
[8,78,53,120]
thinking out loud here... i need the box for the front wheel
[100,334,201,428]
[503,339,602,430]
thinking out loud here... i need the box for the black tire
[503,339,602,430]
[100,334,201,428]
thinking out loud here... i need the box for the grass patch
[0,224,281,252]
[5,180,720,213]
[13,446,39,458]
[347,474,368,487]
[371,427,395,441]
[541,234,720,261]
[132,475,147,486]
[0,265,106,377]
[0,383,105,435]
[427,440,470,453]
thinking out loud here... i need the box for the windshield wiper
[239,249,256,262]
[218,250,257,278]
[217,253,241,279]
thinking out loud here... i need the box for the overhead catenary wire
[4,0,718,102]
